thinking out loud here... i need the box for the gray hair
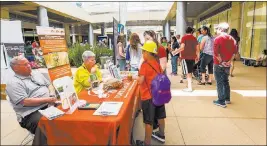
[10,56,24,68]
[82,51,95,62]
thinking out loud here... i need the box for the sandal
[198,82,205,85]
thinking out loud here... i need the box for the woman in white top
[126,33,142,71]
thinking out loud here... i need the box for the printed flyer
[36,26,72,82]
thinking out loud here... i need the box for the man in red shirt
[172,27,199,92]
[213,22,237,108]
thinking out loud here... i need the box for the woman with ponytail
[198,26,214,85]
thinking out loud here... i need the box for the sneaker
[136,140,145,146]
[182,88,193,92]
[225,100,231,104]
[213,100,227,108]
[152,131,165,143]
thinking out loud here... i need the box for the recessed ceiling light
[187,2,190,4]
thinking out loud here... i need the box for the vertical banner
[113,17,119,65]
[36,26,72,82]
[36,26,78,114]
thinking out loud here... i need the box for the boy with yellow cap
[136,41,166,145]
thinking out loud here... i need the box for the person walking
[172,27,199,92]
[213,23,237,108]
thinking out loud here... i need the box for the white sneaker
[182,88,193,92]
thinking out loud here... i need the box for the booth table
[38,80,139,145]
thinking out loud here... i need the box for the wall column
[0,8,9,19]
[88,23,94,46]
[71,25,76,44]
[164,20,171,41]
[176,2,187,36]
[230,2,242,34]
[64,24,71,46]
[37,6,49,27]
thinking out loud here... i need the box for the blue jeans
[118,59,126,71]
[171,56,178,74]
[214,65,230,103]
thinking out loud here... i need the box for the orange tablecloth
[39,80,140,145]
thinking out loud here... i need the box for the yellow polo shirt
[74,64,102,93]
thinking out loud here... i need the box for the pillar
[71,25,76,44]
[193,20,198,29]
[78,35,82,43]
[37,6,49,27]
[64,24,71,46]
[0,8,9,19]
[176,2,187,36]
[164,20,171,41]
[101,23,105,36]
[230,2,242,34]
[88,23,94,46]
[119,2,127,38]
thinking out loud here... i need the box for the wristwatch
[49,94,56,97]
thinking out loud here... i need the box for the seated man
[6,56,58,145]
[254,49,267,67]
[74,51,102,93]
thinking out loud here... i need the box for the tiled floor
[1,61,266,145]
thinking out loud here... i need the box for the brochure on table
[36,26,78,114]
[93,102,123,116]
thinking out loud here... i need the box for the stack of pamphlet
[39,106,65,120]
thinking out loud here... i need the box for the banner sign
[36,26,72,82]
[113,18,119,65]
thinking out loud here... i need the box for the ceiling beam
[165,2,177,20]
[1,4,37,11]
[21,1,87,24]
[11,10,64,24]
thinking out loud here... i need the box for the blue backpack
[145,62,172,106]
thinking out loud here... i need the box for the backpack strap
[143,61,162,98]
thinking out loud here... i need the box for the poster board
[0,20,24,68]
[36,26,72,82]
[36,26,78,114]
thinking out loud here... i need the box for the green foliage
[68,43,113,67]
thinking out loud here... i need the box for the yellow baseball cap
[141,41,157,54]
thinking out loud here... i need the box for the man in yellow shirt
[74,51,102,93]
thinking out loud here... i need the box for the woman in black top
[170,36,180,76]
[229,29,240,77]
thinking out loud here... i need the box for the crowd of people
[5,22,240,146]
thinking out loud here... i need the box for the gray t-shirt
[6,72,51,122]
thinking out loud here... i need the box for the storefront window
[227,9,232,29]
[240,2,255,58]
[219,11,228,23]
[210,14,219,35]
[251,1,266,59]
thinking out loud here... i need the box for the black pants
[20,107,48,145]
[200,53,214,74]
